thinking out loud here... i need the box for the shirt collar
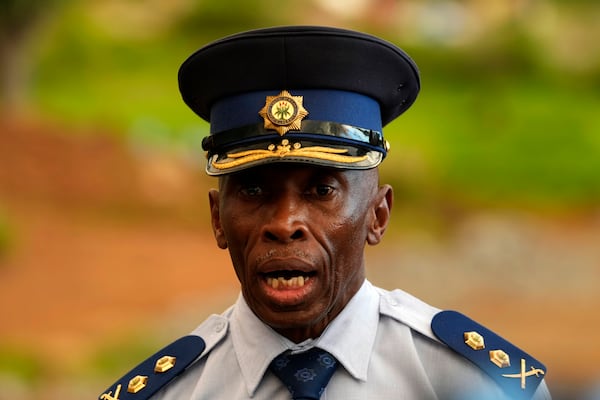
[230,293,290,397]
[229,280,380,396]
[316,280,379,381]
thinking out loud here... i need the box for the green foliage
[0,346,46,384]
[0,0,65,33]
[86,335,164,377]
[177,0,271,37]
[31,3,201,133]
[385,73,600,208]
[27,0,600,209]
[0,211,15,260]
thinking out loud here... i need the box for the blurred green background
[1,0,599,399]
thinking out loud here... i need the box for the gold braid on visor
[211,139,368,170]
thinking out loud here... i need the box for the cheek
[326,201,371,262]
[331,204,369,242]
[325,213,369,267]
[219,210,252,274]
[220,203,250,241]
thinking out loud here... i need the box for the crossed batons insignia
[502,359,546,390]
[100,384,121,400]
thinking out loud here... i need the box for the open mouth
[261,270,316,289]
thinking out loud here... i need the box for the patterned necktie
[269,347,338,400]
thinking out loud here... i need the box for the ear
[208,189,228,249]
[366,184,393,246]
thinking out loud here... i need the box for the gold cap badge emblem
[259,90,308,135]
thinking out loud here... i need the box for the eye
[310,184,335,197]
[240,184,263,197]
[316,184,333,196]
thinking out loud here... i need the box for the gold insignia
[155,355,176,373]
[127,375,148,394]
[211,139,368,170]
[100,384,122,400]
[464,331,485,350]
[489,349,511,368]
[502,358,545,389]
[259,90,308,135]
[384,139,391,153]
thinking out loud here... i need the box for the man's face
[209,164,392,342]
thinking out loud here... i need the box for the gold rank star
[259,90,308,135]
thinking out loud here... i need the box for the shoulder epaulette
[98,335,205,400]
[432,310,546,400]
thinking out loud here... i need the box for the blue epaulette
[98,335,205,400]
[432,310,546,400]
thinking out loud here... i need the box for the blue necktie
[269,347,338,400]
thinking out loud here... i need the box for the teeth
[266,275,309,289]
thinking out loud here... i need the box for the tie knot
[270,348,338,400]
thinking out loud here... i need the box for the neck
[273,276,365,343]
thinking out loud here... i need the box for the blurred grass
[0,345,46,385]
[0,209,16,260]
[32,33,201,133]
[386,75,600,209]
[0,338,164,397]
[84,334,164,379]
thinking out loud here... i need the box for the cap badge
[259,90,308,135]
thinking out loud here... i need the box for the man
[99,26,551,400]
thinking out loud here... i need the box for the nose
[261,193,308,243]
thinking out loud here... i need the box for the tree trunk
[0,1,62,115]
[0,31,33,112]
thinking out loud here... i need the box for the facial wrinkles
[320,182,373,311]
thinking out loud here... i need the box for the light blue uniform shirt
[153,280,551,399]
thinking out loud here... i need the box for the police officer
[99,26,551,400]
